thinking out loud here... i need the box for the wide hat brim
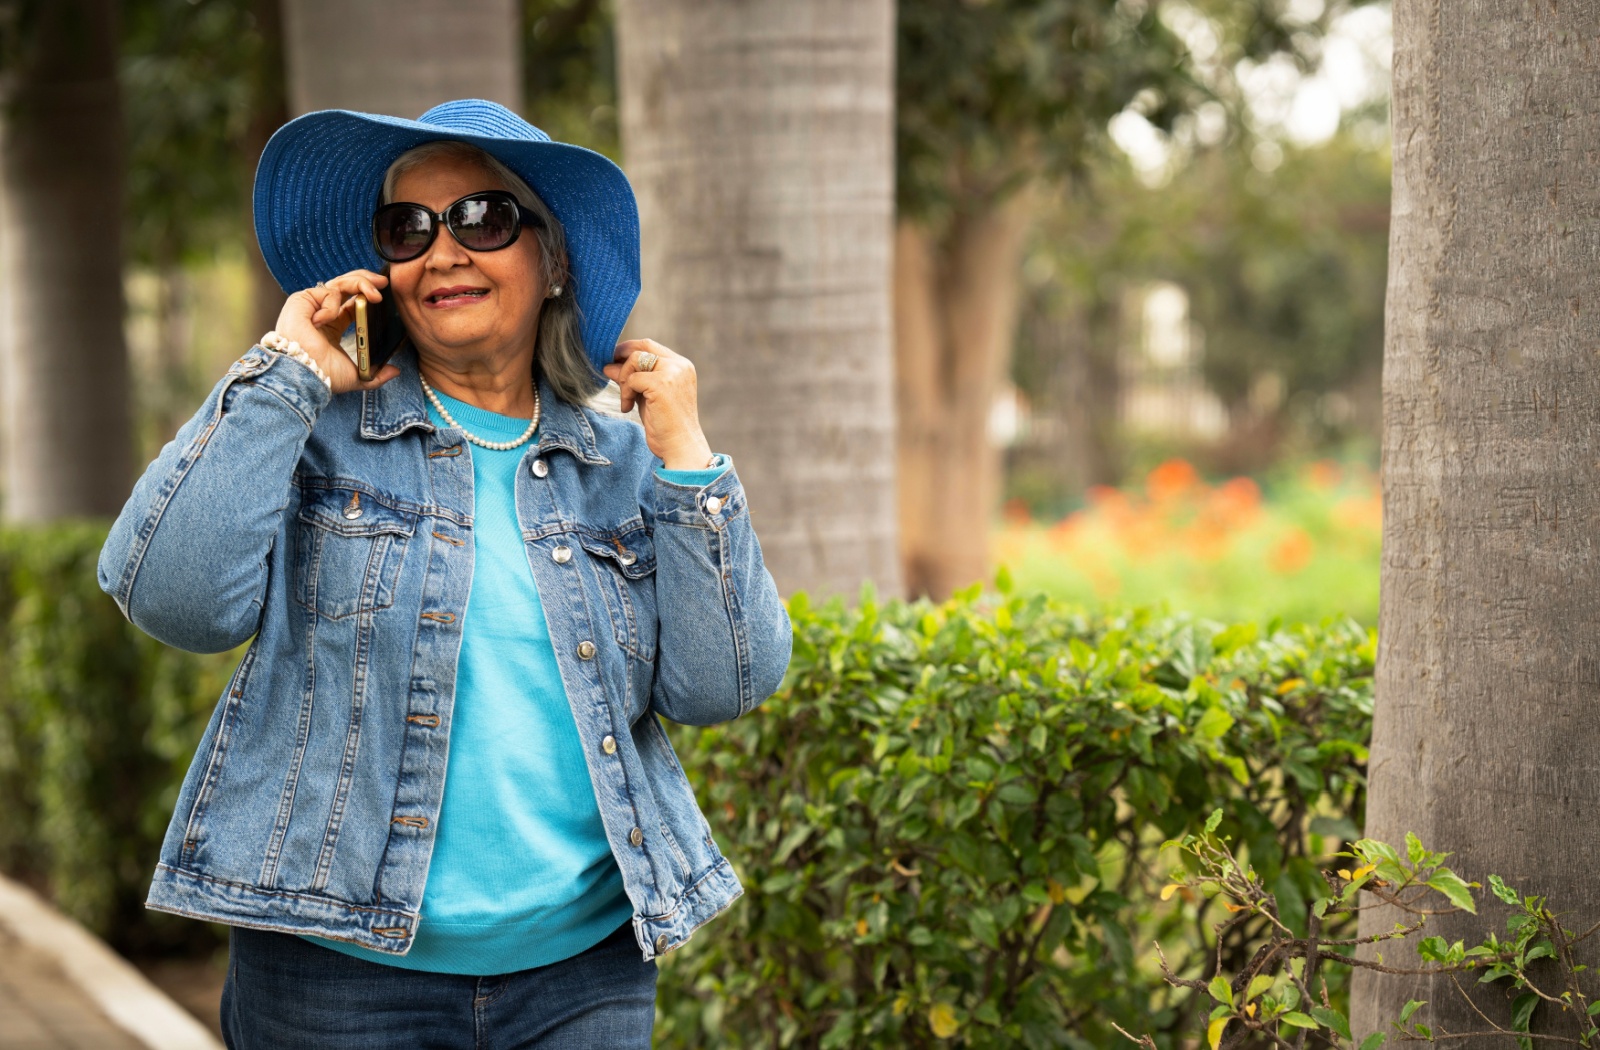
[253,99,639,374]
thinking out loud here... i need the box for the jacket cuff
[229,344,334,427]
[654,452,729,487]
[653,453,746,531]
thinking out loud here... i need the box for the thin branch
[1111,1022,1158,1048]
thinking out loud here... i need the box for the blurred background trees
[0,0,1403,1031]
[0,0,131,520]
[0,0,1393,606]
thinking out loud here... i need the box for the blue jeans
[220,919,657,1049]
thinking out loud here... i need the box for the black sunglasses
[371,190,543,263]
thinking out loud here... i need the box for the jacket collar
[360,341,610,465]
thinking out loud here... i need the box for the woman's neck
[414,343,538,417]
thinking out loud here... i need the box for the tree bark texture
[615,0,899,600]
[0,0,132,520]
[281,0,520,119]
[1355,1,1600,1044]
[895,192,1034,599]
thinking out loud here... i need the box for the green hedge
[655,575,1374,1049]
[0,528,1374,1047]
[0,524,237,956]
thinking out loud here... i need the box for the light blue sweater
[299,390,726,974]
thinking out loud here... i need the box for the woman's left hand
[604,339,716,470]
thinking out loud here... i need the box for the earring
[547,284,563,298]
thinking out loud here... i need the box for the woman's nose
[425,229,472,269]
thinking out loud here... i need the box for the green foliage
[1175,137,1392,424]
[895,0,1383,223]
[1143,822,1600,1048]
[1012,126,1393,496]
[122,0,269,267]
[654,582,1376,1048]
[0,523,236,956]
[523,0,619,156]
[0,525,1379,1042]
[896,0,1197,219]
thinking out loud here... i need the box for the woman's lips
[424,286,490,308]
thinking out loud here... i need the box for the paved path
[0,875,222,1050]
[0,923,145,1049]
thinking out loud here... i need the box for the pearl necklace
[418,372,541,451]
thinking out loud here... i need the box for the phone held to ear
[353,294,407,381]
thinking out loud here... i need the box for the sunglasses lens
[449,195,521,251]
[374,205,433,262]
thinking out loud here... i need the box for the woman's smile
[424,284,491,308]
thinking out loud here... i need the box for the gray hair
[379,140,602,407]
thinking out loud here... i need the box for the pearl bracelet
[260,331,333,392]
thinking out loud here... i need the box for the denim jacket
[97,341,791,961]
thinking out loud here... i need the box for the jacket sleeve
[646,455,792,726]
[97,346,333,654]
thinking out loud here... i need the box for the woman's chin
[412,325,504,356]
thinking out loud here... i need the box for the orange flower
[1304,460,1342,491]
[1183,521,1232,562]
[1211,477,1262,523]
[1048,528,1087,560]
[1003,497,1033,527]
[1086,485,1123,508]
[1267,528,1315,574]
[1146,458,1201,503]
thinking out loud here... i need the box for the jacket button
[552,544,572,564]
[577,640,597,660]
[704,495,723,515]
[601,734,617,754]
[343,493,363,519]
[629,827,643,847]
[530,458,549,477]
[618,549,637,566]
[654,934,669,953]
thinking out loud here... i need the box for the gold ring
[636,351,660,372]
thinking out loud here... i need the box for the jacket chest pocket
[293,487,418,620]
[579,530,658,662]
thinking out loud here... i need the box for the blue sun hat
[252,99,639,374]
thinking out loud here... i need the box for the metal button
[705,495,723,515]
[629,827,643,847]
[530,458,549,477]
[552,544,572,564]
[618,549,637,566]
[577,640,597,660]
[654,934,669,953]
[343,493,363,519]
[601,734,617,754]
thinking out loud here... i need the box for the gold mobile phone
[353,296,374,380]
[352,291,406,381]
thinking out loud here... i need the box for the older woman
[97,100,791,1048]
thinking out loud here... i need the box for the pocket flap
[297,485,418,538]
[578,529,657,579]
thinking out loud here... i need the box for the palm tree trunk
[1354,1,1600,1043]
[895,190,1035,599]
[281,0,521,119]
[0,0,131,520]
[615,0,899,600]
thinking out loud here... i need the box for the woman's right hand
[273,269,401,395]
